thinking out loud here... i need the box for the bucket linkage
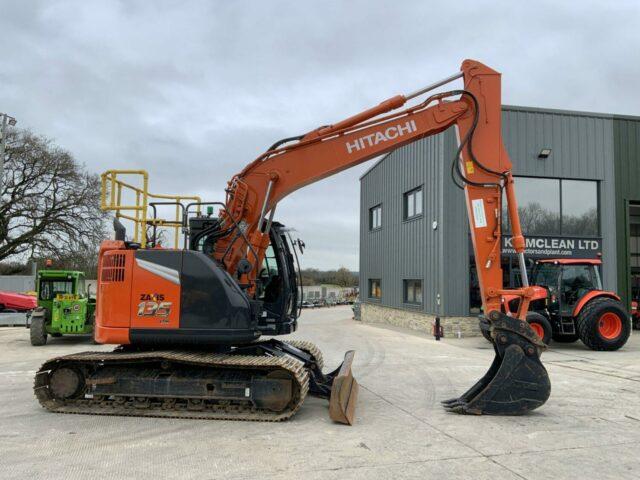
[442,310,551,415]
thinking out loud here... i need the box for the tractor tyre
[526,312,552,345]
[552,332,580,343]
[577,297,631,351]
[30,314,47,346]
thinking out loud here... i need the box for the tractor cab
[30,270,96,345]
[531,259,603,317]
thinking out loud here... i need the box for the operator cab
[187,213,300,336]
[531,259,602,316]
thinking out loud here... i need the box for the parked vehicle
[28,270,96,346]
[300,301,315,309]
[493,259,631,351]
[0,291,37,313]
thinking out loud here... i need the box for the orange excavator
[34,60,551,424]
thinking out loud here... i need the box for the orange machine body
[95,241,181,344]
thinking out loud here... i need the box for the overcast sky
[1,1,638,270]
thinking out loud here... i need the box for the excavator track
[34,348,310,422]
[283,339,324,371]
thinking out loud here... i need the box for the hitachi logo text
[345,120,417,154]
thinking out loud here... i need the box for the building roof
[359,104,640,182]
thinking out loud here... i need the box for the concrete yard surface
[1,306,639,480]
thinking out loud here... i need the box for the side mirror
[295,238,305,254]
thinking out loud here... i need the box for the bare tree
[0,129,107,263]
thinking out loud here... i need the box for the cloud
[1,1,638,269]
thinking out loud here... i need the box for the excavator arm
[218,60,527,319]
[216,59,551,415]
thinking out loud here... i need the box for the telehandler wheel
[526,312,552,345]
[30,313,47,346]
[577,297,631,351]
[552,332,579,343]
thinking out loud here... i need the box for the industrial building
[359,105,640,336]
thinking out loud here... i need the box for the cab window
[258,244,281,303]
[77,277,86,297]
[561,265,597,306]
[262,245,279,277]
[532,264,560,289]
[39,280,73,300]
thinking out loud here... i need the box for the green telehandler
[28,270,96,346]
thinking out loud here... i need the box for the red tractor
[498,259,631,351]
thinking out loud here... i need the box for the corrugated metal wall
[360,105,617,316]
[0,275,35,293]
[359,134,446,315]
[614,117,640,307]
[502,107,617,291]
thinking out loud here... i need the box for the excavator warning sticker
[466,161,475,174]
[472,199,487,228]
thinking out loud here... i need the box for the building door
[628,203,640,306]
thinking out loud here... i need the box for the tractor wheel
[30,313,48,346]
[552,332,580,343]
[577,297,631,351]
[526,312,552,345]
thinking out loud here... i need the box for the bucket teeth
[443,311,551,416]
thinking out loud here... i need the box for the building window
[513,177,561,235]
[369,279,381,299]
[403,186,423,220]
[369,204,382,230]
[403,279,422,304]
[502,177,599,237]
[561,180,598,236]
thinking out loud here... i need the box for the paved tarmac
[1,306,639,479]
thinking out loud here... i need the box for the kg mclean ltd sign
[502,235,602,259]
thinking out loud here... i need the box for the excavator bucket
[328,350,359,425]
[442,310,551,415]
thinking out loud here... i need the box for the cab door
[559,265,598,315]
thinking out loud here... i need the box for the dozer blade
[328,350,359,425]
[442,311,551,415]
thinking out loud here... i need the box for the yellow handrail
[100,170,201,248]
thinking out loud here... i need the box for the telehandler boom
[34,60,550,423]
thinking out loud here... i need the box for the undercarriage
[34,340,358,424]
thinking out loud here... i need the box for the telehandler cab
[29,270,96,346]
